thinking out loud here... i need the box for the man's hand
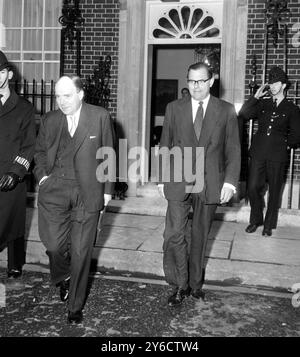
[0,172,21,192]
[104,194,112,206]
[220,186,234,205]
[254,83,270,99]
[158,184,165,199]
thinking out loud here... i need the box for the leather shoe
[168,287,191,307]
[245,224,259,233]
[7,269,22,279]
[58,277,70,302]
[262,228,272,237]
[191,288,205,301]
[67,310,83,324]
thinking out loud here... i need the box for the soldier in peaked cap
[0,50,36,278]
[239,66,300,237]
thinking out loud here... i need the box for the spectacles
[187,78,211,86]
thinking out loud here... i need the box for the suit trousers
[38,176,99,312]
[163,193,217,291]
[7,236,25,270]
[248,158,286,229]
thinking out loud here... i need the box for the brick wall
[63,0,120,121]
[243,0,300,181]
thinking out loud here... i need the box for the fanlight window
[153,6,220,39]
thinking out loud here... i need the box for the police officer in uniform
[0,51,36,277]
[239,66,300,236]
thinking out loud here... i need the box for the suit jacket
[159,95,241,204]
[34,102,115,212]
[239,96,300,162]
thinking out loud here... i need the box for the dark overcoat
[0,89,36,249]
[239,96,300,162]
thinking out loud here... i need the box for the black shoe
[7,269,22,279]
[262,228,272,237]
[245,224,259,233]
[168,287,191,307]
[191,288,205,301]
[58,277,70,302]
[67,310,83,324]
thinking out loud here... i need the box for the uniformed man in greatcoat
[239,66,300,237]
[0,50,36,278]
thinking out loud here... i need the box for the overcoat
[0,89,36,249]
[239,96,300,162]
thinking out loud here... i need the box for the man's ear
[209,75,215,88]
[78,90,84,100]
[8,70,13,80]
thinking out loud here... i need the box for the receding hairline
[55,75,84,92]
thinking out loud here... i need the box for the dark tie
[194,101,204,141]
[272,98,277,109]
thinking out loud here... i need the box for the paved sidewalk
[0,197,300,291]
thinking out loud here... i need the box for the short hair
[187,62,213,79]
[181,87,189,94]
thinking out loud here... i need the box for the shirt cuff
[223,182,236,194]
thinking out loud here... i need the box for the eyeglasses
[187,78,211,86]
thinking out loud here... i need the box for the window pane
[24,53,42,60]
[23,30,42,50]
[4,29,21,51]
[44,29,61,51]
[2,0,22,27]
[45,53,60,60]
[45,62,60,81]
[3,52,21,61]
[23,62,43,81]
[23,0,43,27]
[45,0,63,27]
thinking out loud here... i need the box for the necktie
[68,115,76,137]
[194,101,204,141]
[273,98,277,109]
[0,94,3,107]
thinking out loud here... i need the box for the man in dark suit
[158,62,241,307]
[239,66,300,237]
[34,75,115,324]
[0,51,36,279]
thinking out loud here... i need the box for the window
[0,0,62,82]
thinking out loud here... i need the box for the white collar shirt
[191,94,210,123]
[67,105,82,137]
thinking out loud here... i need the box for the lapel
[0,89,19,118]
[72,102,93,154]
[179,98,198,146]
[199,95,221,147]
[48,111,64,168]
